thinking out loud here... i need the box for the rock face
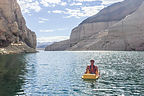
[98,1,144,51]
[81,0,143,24]
[70,0,144,46]
[70,21,117,46]
[0,0,36,54]
[45,40,70,51]
[45,0,144,51]
[69,0,144,51]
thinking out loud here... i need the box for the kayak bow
[82,74,99,80]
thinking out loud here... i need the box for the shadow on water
[83,79,98,88]
[0,54,27,96]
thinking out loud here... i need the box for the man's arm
[95,66,99,75]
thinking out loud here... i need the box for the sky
[17,0,123,43]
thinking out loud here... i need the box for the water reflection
[83,80,97,88]
[0,54,27,96]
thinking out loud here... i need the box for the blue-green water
[0,51,144,96]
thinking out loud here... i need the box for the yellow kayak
[82,74,99,80]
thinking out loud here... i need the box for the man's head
[90,60,95,65]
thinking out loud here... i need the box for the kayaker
[85,60,98,75]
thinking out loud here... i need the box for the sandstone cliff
[45,0,144,51]
[70,0,143,46]
[69,0,144,51]
[0,0,36,54]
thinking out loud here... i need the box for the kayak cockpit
[82,73,99,80]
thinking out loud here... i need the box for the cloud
[38,17,49,23]
[37,36,69,42]
[49,0,124,18]
[51,9,82,18]
[57,28,67,31]
[40,0,67,7]
[102,0,124,5]
[52,10,64,14]
[70,2,82,6]
[39,28,67,33]
[64,8,82,18]
[81,5,104,16]
[40,0,61,6]
[48,11,51,13]
[74,0,100,2]
[18,0,124,17]
[51,5,104,18]
[60,2,67,6]
[40,29,54,32]
[17,0,41,13]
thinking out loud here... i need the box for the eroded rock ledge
[0,42,36,54]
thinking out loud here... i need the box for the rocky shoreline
[0,42,36,55]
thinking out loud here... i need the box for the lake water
[0,51,144,96]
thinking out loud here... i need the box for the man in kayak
[85,60,99,75]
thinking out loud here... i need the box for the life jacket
[89,65,96,74]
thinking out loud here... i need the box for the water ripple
[14,51,144,95]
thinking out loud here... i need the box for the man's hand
[85,66,90,74]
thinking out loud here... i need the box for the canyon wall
[0,0,36,54]
[45,0,144,51]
